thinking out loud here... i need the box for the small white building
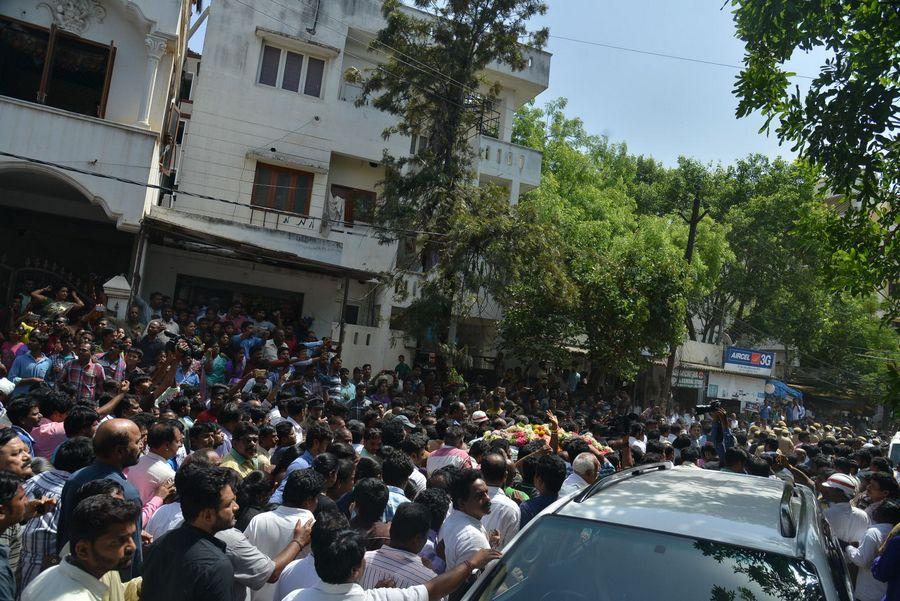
[0,0,193,301]
[140,0,550,371]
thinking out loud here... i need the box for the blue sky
[189,0,824,167]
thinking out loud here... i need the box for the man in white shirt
[282,528,499,601]
[844,499,899,601]
[438,469,499,572]
[127,420,181,503]
[21,494,139,601]
[275,510,353,601]
[478,453,519,549]
[361,504,437,590]
[628,424,647,454]
[821,473,870,545]
[559,453,600,497]
[244,469,322,601]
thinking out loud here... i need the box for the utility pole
[660,192,708,407]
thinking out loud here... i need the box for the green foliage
[730,0,899,316]
[501,101,690,381]
[510,97,900,406]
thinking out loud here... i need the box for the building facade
[140,0,550,370]
[0,0,193,307]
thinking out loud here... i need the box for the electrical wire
[0,150,448,239]
[548,34,816,80]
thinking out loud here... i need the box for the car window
[472,515,826,601]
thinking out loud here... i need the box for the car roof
[555,466,799,557]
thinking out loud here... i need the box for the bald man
[56,418,145,578]
[560,453,601,496]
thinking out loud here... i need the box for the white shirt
[145,501,185,540]
[217,428,234,457]
[823,502,870,545]
[481,486,519,549]
[559,472,589,497]
[21,557,108,601]
[361,546,436,590]
[437,508,489,571]
[408,469,427,499]
[126,451,175,504]
[845,523,892,601]
[628,436,647,453]
[283,582,427,601]
[244,506,314,601]
[274,555,319,601]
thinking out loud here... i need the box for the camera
[162,331,205,360]
[695,400,722,416]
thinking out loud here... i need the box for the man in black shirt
[135,321,165,370]
[140,466,237,601]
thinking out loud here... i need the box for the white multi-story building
[0,0,192,304]
[141,0,550,371]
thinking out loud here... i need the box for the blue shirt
[759,405,771,420]
[269,450,314,505]
[175,365,201,387]
[519,493,558,528]
[872,534,900,601]
[8,352,52,397]
[56,461,143,579]
[383,485,410,522]
[12,426,35,456]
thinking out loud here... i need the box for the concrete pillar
[137,35,168,128]
[103,275,133,321]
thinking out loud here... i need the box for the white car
[464,463,853,601]
[889,432,900,465]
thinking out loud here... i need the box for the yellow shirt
[221,449,270,478]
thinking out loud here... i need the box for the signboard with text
[672,368,706,389]
[723,346,774,377]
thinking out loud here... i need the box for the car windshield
[471,515,825,601]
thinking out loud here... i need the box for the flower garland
[482,424,612,456]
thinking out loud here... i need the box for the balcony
[0,95,159,230]
[476,134,542,192]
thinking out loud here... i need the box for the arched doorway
[0,165,135,325]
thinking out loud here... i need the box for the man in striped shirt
[361,503,437,590]
[425,427,475,476]
[58,341,106,404]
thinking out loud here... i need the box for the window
[251,163,314,216]
[409,133,429,155]
[330,185,375,225]
[257,43,326,98]
[472,516,828,601]
[342,305,359,325]
[179,71,193,101]
[0,17,116,118]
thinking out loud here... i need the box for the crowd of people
[0,283,896,601]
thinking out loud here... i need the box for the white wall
[0,98,159,230]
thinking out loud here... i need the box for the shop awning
[767,379,803,400]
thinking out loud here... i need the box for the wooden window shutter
[98,41,116,118]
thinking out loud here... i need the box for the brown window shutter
[37,23,58,103]
[98,41,115,118]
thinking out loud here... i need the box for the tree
[730,0,899,315]
[502,100,690,387]
[359,0,548,344]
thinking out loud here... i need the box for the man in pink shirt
[30,391,72,460]
[426,426,476,476]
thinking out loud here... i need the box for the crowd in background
[0,283,895,601]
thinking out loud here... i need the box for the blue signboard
[723,346,775,377]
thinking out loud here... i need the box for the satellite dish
[764,383,776,395]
